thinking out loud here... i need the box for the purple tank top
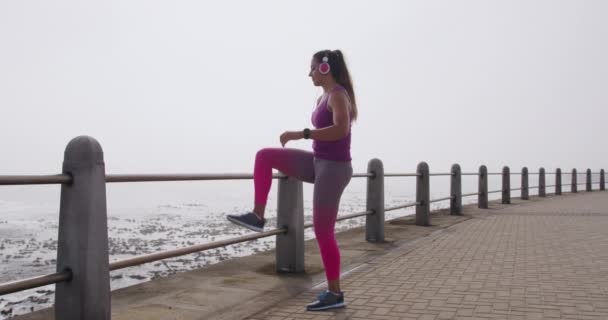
[311,86,352,162]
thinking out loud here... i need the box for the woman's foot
[227,212,266,232]
[306,290,345,311]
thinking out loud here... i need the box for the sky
[1,0,607,187]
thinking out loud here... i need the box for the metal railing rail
[462,192,480,197]
[0,135,605,320]
[0,173,380,185]
[0,271,71,296]
[106,173,281,183]
[4,171,598,187]
[0,175,72,185]
[333,210,375,224]
[429,196,455,204]
[109,228,286,271]
[385,202,419,212]
[383,173,419,177]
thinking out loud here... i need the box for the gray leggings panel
[312,158,353,209]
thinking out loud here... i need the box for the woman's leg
[312,159,353,293]
[253,148,315,218]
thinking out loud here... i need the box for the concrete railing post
[478,165,488,209]
[601,169,605,191]
[450,164,462,215]
[416,162,430,226]
[276,176,304,273]
[556,168,562,195]
[521,167,529,200]
[55,136,110,320]
[502,166,510,204]
[572,169,577,193]
[539,167,546,197]
[586,169,592,192]
[366,158,384,243]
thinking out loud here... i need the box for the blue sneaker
[227,212,266,232]
[306,290,345,311]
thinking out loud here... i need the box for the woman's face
[309,58,324,86]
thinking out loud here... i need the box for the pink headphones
[318,55,331,75]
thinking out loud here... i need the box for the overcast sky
[1,0,606,178]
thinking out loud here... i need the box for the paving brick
[244,193,608,320]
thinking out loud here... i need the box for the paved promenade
[250,192,608,320]
[16,191,608,320]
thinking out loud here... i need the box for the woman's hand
[280,131,304,147]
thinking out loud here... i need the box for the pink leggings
[254,148,352,281]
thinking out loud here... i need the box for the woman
[227,49,357,311]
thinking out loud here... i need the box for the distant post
[502,166,510,204]
[586,169,592,192]
[478,165,488,209]
[539,167,546,197]
[366,158,384,243]
[572,169,577,193]
[450,164,462,215]
[416,162,430,226]
[55,136,111,320]
[601,169,605,191]
[521,167,529,200]
[276,176,304,273]
[556,168,562,195]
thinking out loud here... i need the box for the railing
[0,136,606,320]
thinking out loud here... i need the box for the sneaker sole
[227,216,264,232]
[306,302,346,311]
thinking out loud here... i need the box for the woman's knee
[256,148,269,157]
[255,148,276,162]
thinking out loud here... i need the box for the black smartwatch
[303,128,311,139]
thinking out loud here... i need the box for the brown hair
[313,50,358,121]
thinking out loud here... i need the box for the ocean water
[0,172,600,318]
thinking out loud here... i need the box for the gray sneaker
[227,212,266,232]
[306,290,345,311]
